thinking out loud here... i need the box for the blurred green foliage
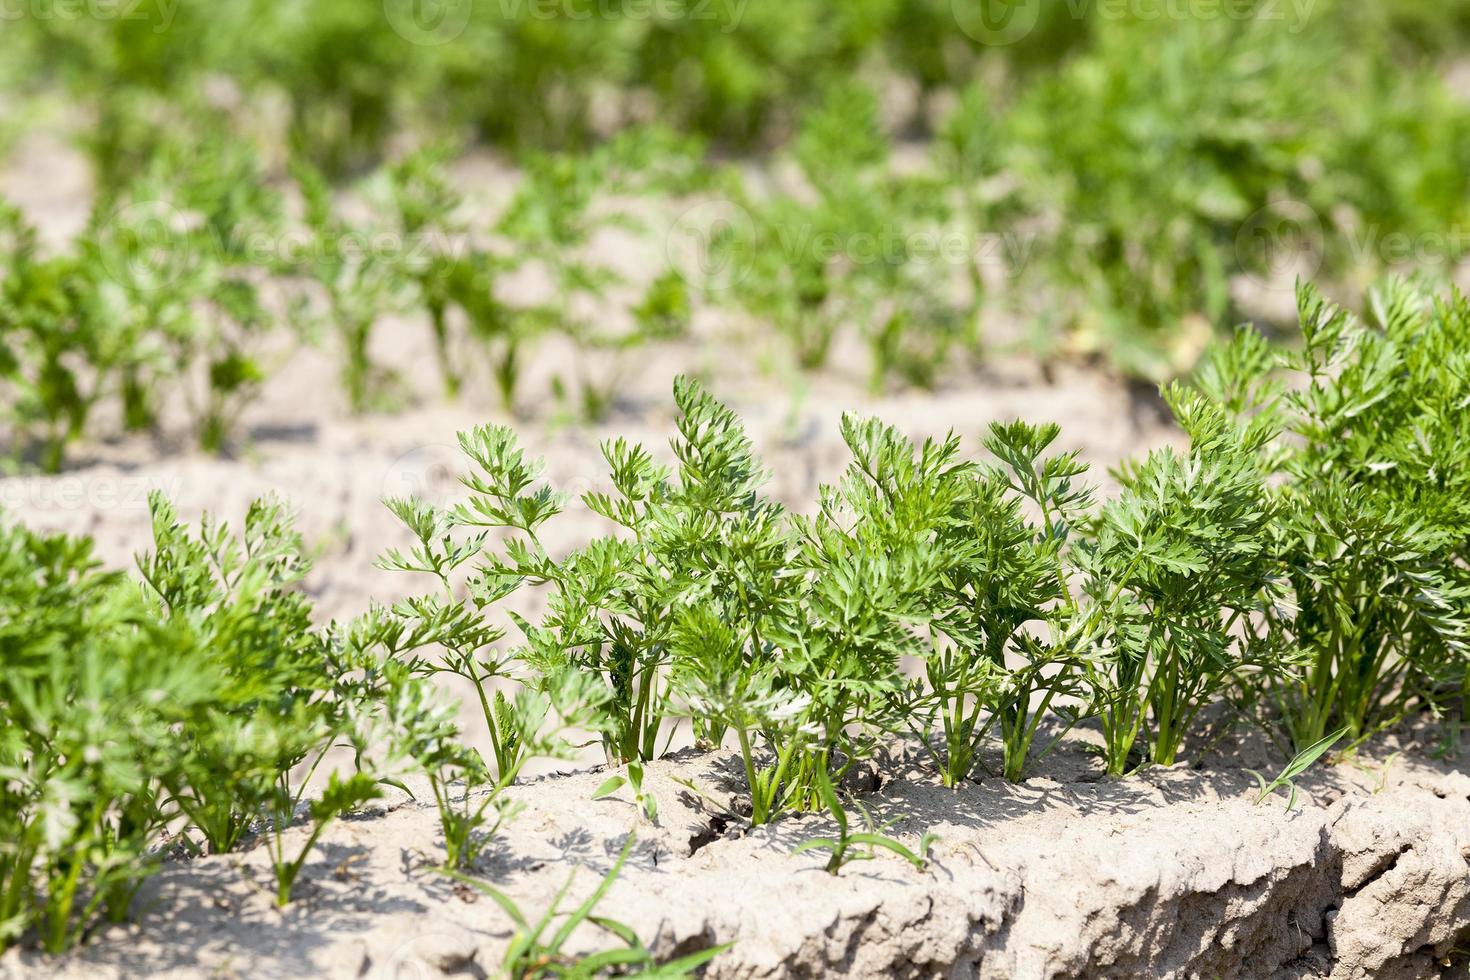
[5,0,1462,163]
[0,0,1468,445]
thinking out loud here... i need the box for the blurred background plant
[0,0,1467,450]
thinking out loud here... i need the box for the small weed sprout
[593,760,658,824]
[1247,728,1348,812]
[450,834,730,979]
[793,768,938,876]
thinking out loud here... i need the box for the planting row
[5,6,1470,470]
[7,59,1470,470]
[0,129,705,469]
[5,0,1468,168]
[3,279,1466,956]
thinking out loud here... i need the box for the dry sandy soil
[4,731,1469,980]
[3,136,1469,979]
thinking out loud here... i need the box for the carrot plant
[497,128,701,420]
[381,147,531,411]
[1,135,283,468]
[771,421,960,803]
[362,532,612,870]
[381,659,610,873]
[384,146,508,403]
[0,207,129,471]
[356,648,501,872]
[713,83,976,388]
[376,492,524,774]
[10,0,1470,395]
[291,159,412,412]
[0,493,435,950]
[465,379,782,767]
[0,520,181,951]
[92,139,284,451]
[672,405,930,820]
[1004,16,1325,377]
[137,495,340,857]
[855,418,1097,785]
[8,277,1468,957]
[495,148,618,415]
[1194,280,1470,751]
[255,0,427,176]
[1080,394,1284,775]
[265,771,381,907]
